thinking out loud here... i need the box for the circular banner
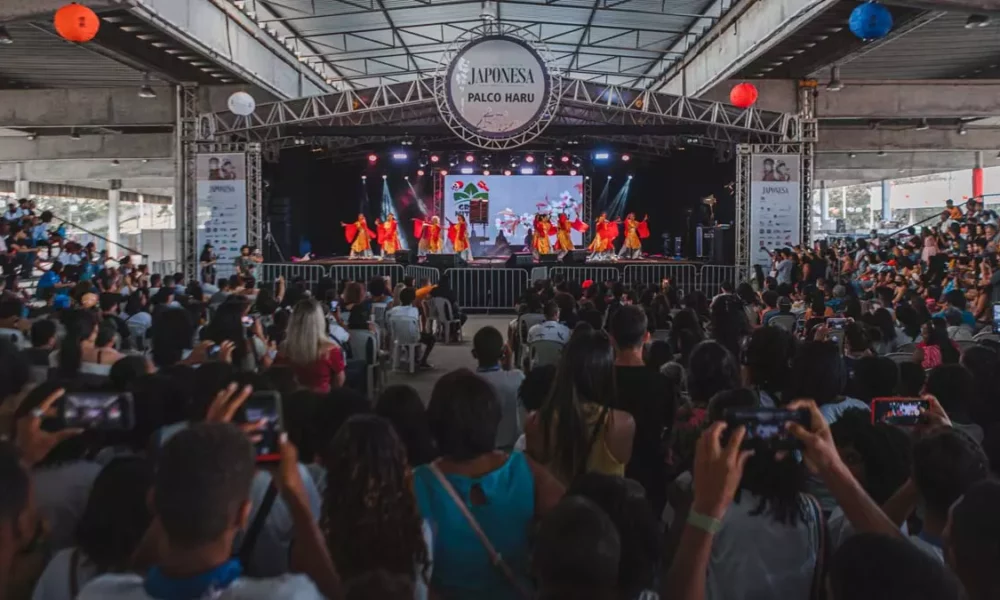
[436,27,561,149]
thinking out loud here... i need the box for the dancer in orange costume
[554,212,589,260]
[340,213,376,259]
[531,213,557,259]
[587,212,620,261]
[618,212,650,259]
[412,215,443,255]
[447,214,473,262]
[375,213,402,259]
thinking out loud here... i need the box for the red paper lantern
[730,82,758,109]
[54,3,100,43]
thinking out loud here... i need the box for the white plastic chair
[886,352,914,364]
[897,342,917,354]
[767,314,797,333]
[956,340,978,354]
[429,296,463,343]
[515,313,545,367]
[0,328,27,349]
[529,339,565,370]
[973,331,1000,344]
[388,316,422,374]
[348,329,382,401]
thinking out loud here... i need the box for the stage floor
[301,254,707,267]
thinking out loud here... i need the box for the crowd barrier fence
[624,264,699,291]
[405,265,441,285]
[547,266,620,285]
[329,264,405,287]
[700,265,752,294]
[444,268,528,310]
[530,267,548,283]
[260,263,327,285]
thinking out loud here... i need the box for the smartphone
[723,407,810,450]
[241,316,254,327]
[61,392,134,431]
[235,391,283,463]
[992,302,1000,334]
[329,300,339,311]
[826,317,848,330]
[871,397,929,426]
[207,345,221,359]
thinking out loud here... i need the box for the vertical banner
[196,153,248,266]
[750,155,800,268]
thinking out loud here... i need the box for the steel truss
[176,84,199,279]
[209,76,798,148]
[583,174,593,244]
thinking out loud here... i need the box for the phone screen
[724,408,810,450]
[872,397,929,426]
[207,345,221,359]
[61,392,134,431]
[237,392,283,463]
[992,303,1000,334]
[329,300,339,311]
[826,317,848,330]
[241,316,254,327]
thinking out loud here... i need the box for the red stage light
[430,154,440,163]
[465,154,476,163]
[439,169,448,176]
[503,169,512,176]
[545,168,554,176]
[368,153,378,163]
[417,169,425,176]
[621,153,631,162]
[483,169,491,176]
[525,155,535,163]
[569,169,578,176]
[560,155,570,163]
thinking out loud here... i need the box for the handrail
[882,193,1000,239]
[53,213,147,260]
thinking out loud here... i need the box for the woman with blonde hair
[275,298,346,393]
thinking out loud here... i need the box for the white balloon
[227,91,256,116]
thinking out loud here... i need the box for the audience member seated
[275,298,346,393]
[375,385,438,467]
[25,319,56,367]
[526,301,571,346]
[53,310,124,377]
[385,287,435,369]
[472,326,524,451]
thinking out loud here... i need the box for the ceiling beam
[0,134,173,162]
[0,159,173,182]
[0,0,113,21]
[820,127,1000,152]
[0,88,175,129]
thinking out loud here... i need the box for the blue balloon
[849,2,893,40]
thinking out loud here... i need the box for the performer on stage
[531,213,556,259]
[412,216,443,255]
[618,212,650,259]
[375,213,402,259]
[341,214,376,259]
[554,212,589,260]
[447,214,473,262]
[587,212,619,261]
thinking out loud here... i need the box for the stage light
[545,168,554,176]
[404,175,409,180]
[368,154,378,164]
[504,169,512,176]
[481,153,492,168]
[628,174,634,180]
[361,175,367,180]
[607,175,612,179]
[521,167,534,175]
[417,151,429,167]
[448,154,460,168]
[594,152,610,160]
[460,167,474,174]
[417,169,425,176]
[392,152,408,161]
[382,174,388,179]
[585,176,590,180]
[569,169,578,176]
[571,156,582,168]
[543,154,555,168]
[509,156,519,169]
[621,153,631,162]
[560,154,571,163]
[465,153,476,163]
[483,169,491,176]
[430,154,440,163]
[440,169,448,176]
[524,154,535,163]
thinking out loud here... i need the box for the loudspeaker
[562,250,589,265]
[393,250,410,265]
[427,253,462,269]
[539,253,559,264]
[506,253,535,268]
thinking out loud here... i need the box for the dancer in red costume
[446,215,473,262]
[617,212,650,259]
[554,213,589,260]
[340,214,376,259]
[531,213,557,259]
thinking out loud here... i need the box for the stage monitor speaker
[539,253,559,264]
[562,250,589,265]
[426,254,464,269]
[393,250,410,265]
[506,253,535,268]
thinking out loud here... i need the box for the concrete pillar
[820,180,829,225]
[909,208,917,226]
[137,193,144,254]
[13,163,29,199]
[841,187,847,223]
[880,180,891,225]
[973,150,985,200]
[108,179,121,256]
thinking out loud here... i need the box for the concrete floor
[383,314,513,403]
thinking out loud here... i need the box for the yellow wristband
[687,509,723,534]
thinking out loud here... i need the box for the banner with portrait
[196,153,247,266]
[749,154,800,269]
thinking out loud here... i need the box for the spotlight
[509,156,520,169]
[594,151,610,161]
[958,123,968,136]
[849,152,857,159]
[368,153,378,164]
[627,175,634,180]
[430,154,440,163]
[25,133,35,141]
[607,175,612,179]
[521,167,535,175]
[569,169,578,176]
[545,168,554,176]
[571,156,582,168]
[362,175,367,180]
[585,176,590,180]
[483,169,491,176]
[448,154,460,168]
[460,167,474,174]
[621,153,631,162]
[915,119,929,131]
[966,14,990,28]
[543,154,555,168]
[404,175,409,180]
[70,129,81,141]
[418,151,429,167]
[826,65,843,92]
[439,169,448,176]
[417,169,425,177]
[464,153,476,163]
[504,169,512,176]
[392,151,408,161]
[382,174,388,180]
[138,73,157,99]
[0,26,12,45]
[481,154,492,169]
[560,154,571,163]
[524,154,535,164]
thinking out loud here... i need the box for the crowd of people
[0,196,998,600]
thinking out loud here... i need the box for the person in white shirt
[386,287,436,368]
[472,326,525,450]
[78,420,339,600]
[526,301,571,346]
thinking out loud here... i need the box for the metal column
[175,84,199,278]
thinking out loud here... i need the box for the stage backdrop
[196,153,248,265]
[443,174,584,249]
[749,154,800,269]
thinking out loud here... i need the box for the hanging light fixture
[826,66,843,92]
[0,25,13,45]
[915,119,929,131]
[138,73,157,99]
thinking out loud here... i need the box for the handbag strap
[427,463,533,599]
[69,548,80,598]
[237,483,278,569]
[804,493,829,600]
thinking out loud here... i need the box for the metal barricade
[259,263,328,286]
[699,265,752,294]
[445,268,528,310]
[329,263,405,287]
[530,267,548,283]
[405,265,440,285]
[547,266,620,285]
[623,263,699,292]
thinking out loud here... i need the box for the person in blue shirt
[934,289,976,329]
[36,261,71,300]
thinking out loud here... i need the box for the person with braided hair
[322,414,433,599]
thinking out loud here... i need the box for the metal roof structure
[248,0,735,89]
